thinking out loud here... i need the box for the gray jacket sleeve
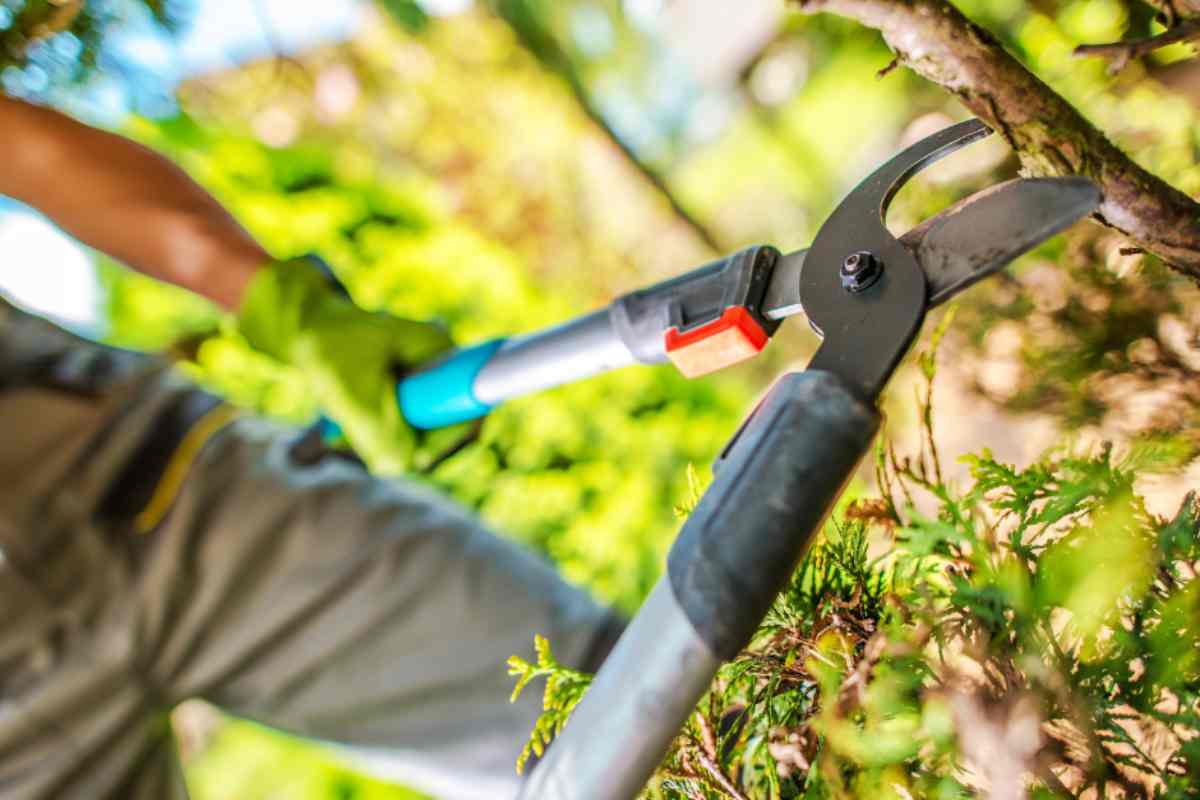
[0,303,621,800]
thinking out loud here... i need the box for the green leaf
[508,635,593,774]
[1035,494,1155,642]
[379,0,430,33]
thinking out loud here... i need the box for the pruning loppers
[400,119,1100,798]
[396,121,1096,436]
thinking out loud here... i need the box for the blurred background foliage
[1,0,1199,796]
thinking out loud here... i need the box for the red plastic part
[664,306,769,378]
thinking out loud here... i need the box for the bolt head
[840,250,882,293]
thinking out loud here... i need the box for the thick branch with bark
[795,0,1200,276]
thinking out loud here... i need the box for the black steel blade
[762,176,1101,320]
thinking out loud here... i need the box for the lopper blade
[909,176,1101,307]
[762,175,1101,321]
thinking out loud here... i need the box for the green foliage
[673,463,709,519]
[377,0,429,34]
[185,717,429,800]
[104,113,751,614]
[507,635,594,775]
[4,3,1199,797]
[515,333,1200,798]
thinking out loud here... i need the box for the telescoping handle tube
[398,308,644,430]
[517,369,880,800]
[396,245,782,430]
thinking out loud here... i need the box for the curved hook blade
[764,176,1101,319]
[860,118,992,222]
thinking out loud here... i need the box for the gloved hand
[238,256,455,475]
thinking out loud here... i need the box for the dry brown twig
[665,710,752,799]
[1074,18,1200,74]
[694,749,749,800]
[793,0,1200,277]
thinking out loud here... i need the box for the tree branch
[795,0,1200,276]
[489,1,723,253]
[1144,0,1200,27]
[692,713,750,799]
[1074,17,1200,74]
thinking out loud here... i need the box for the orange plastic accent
[664,307,769,378]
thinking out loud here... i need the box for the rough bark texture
[795,0,1200,276]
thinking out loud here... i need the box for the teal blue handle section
[398,338,507,430]
[317,338,507,441]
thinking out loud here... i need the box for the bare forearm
[0,95,268,310]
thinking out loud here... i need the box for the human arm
[0,94,458,472]
[0,93,268,310]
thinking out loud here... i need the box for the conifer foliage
[513,329,1200,799]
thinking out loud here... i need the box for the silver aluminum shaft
[472,310,637,406]
[515,579,721,800]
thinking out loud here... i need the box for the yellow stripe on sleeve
[135,404,242,535]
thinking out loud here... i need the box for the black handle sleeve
[667,370,880,660]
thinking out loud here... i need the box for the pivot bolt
[840,251,883,293]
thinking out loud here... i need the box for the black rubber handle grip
[667,370,880,660]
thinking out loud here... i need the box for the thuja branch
[794,0,1200,276]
